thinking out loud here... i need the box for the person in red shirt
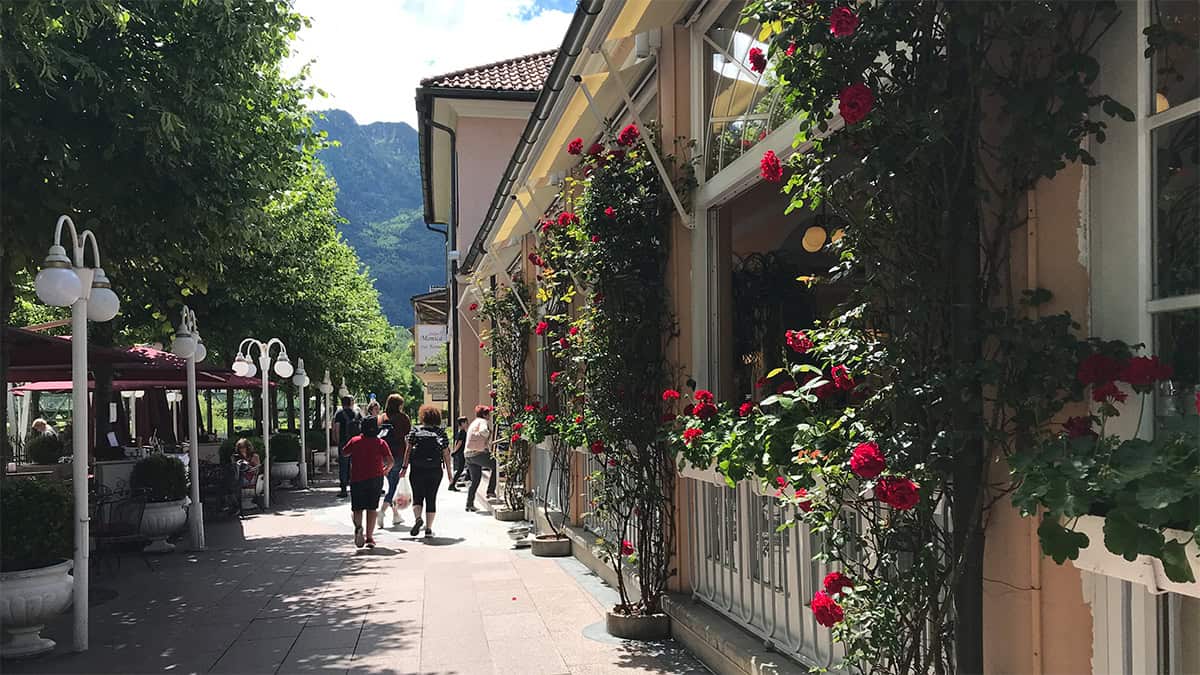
[340,416,393,548]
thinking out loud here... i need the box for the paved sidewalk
[8,479,708,675]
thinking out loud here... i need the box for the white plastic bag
[393,474,413,509]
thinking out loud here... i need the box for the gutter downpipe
[460,0,605,273]
[425,115,459,425]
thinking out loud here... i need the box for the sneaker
[354,526,365,548]
[365,537,376,549]
[447,485,459,492]
[338,491,348,498]
[486,493,498,500]
[424,529,433,538]
[466,504,477,512]
[410,517,424,537]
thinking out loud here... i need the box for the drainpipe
[425,117,459,425]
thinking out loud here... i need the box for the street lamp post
[319,371,334,473]
[291,359,309,489]
[34,214,121,652]
[232,338,292,508]
[171,306,207,549]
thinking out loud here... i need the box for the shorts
[350,476,385,511]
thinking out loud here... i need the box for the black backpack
[407,426,445,469]
[338,409,361,440]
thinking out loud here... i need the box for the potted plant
[529,412,574,557]
[130,454,189,553]
[24,434,64,466]
[267,432,301,487]
[0,479,74,657]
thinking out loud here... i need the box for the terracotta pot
[605,610,670,640]
[0,560,74,658]
[531,534,571,557]
[494,508,524,522]
[141,500,188,553]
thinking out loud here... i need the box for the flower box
[678,461,724,487]
[1070,515,1200,599]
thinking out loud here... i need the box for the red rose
[838,83,874,125]
[540,220,551,233]
[545,414,556,423]
[1119,356,1173,389]
[558,337,569,349]
[557,211,577,226]
[574,415,583,424]
[524,404,536,412]
[785,329,813,353]
[774,476,788,488]
[785,42,797,57]
[567,137,584,155]
[760,150,783,183]
[1063,416,1096,439]
[694,389,715,403]
[468,302,479,311]
[850,441,886,479]
[479,342,486,349]
[829,6,860,37]
[528,252,544,267]
[748,47,767,73]
[608,458,618,467]
[811,591,844,627]
[590,235,600,243]
[535,321,549,336]
[568,326,579,336]
[662,389,681,401]
[823,571,854,598]
[512,422,524,432]
[682,428,703,445]
[620,539,635,555]
[617,123,640,147]
[511,433,521,443]
[604,206,616,218]
[1091,381,1127,403]
[738,402,753,417]
[693,402,718,420]
[876,476,919,510]
[1078,353,1121,385]
[831,364,855,391]
[797,488,813,512]
[590,439,605,454]
[550,371,563,383]
[489,390,497,399]
[587,142,604,156]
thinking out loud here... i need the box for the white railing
[685,477,840,669]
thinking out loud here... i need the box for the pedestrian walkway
[8,482,708,675]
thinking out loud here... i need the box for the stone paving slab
[6,478,708,675]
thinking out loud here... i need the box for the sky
[285,0,575,127]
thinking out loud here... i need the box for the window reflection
[1152,115,1199,299]
[1151,0,1199,113]
[1154,309,1199,439]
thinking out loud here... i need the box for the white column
[186,359,204,549]
[70,288,89,652]
[297,385,308,489]
[261,356,271,509]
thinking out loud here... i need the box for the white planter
[1070,515,1200,598]
[311,451,328,470]
[270,461,300,487]
[140,499,188,553]
[678,461,724,486]
[0,560,74,658]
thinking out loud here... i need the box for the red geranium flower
[1092,381,1127,404]
[479,342,486,349]
[528,252,544,267]
[876,477,920,510]
[738,402,753,417]
[567,137,584,155]
[535,321,549,336]
[785,329,813,353]
[682,428,703,445]
[620,540,635,556]
[557,211,578,226]
[829,6,860,37]
[1119,356,1173,389]
[540,220,552,233]
[785,42,797,57]
[693,402,718,420]
[545,414,556,423]
[838,83,874,125]
[1078,353,1122,385]
[849,441,885,479]
[604,206,616,218]
[748,47,767,73]
[760,150,783,183]
[616,123,640,147]
[775,476,788,488]
[574,415,583,424]
[591,235,600,243]
[831,364,855,391]
[524,404,536,412]
[1063,416,1097,439]
[797,487,813,513]
[512,422,524,432]
[558,337,569,349]
[662,389,681,401]
[590,439,605,454]
[511,433,521,443]
[568,326,579,336]
[694,389,715,403]
[468,302,479,311]
[823,571,854,598]
[811,591,844,627]
[550,371,563,383]
[587,142,604,156]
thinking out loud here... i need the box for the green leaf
[1135,484,1187,510]
[1038,516,1089,564]
[1159,540,1196,584]
[766,367,785,379]
[1103,514,1164,562]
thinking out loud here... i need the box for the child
[339,417,393,548]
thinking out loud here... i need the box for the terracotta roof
[420,50,556,92]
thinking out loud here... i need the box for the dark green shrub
[1,478,72,571]
[130,454,188,503]
[26,434,65,465]
[268,433,301,462]
[305,428,328,451]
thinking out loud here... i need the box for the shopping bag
[393,474,413,508]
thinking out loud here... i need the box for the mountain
[312,109,445,326]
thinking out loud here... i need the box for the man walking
[334,395,362,498]
[448,416,468,491]
[340,417,393,548]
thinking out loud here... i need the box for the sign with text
[415,323,448,365]
[427,381,448,402]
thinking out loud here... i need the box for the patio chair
[238,461,264,515]
[199,460,239,520]
[92,489,151,575]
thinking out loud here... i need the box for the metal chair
[91,489,151,575]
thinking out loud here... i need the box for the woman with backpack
[378,394,412,528]
[402,404,453,538]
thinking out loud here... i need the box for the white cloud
[285,0,573,126]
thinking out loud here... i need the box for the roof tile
[420,50,556,92]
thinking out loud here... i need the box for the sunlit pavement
[6,478,708,674]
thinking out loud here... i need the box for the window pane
[1154,309,1199,438]
[1151,0,1200,114]
[1152,114,1199,299]
[1161,594,1200,674]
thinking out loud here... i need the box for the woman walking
[463,405,497,511]
[340,417,393,548]
[402,404,453,538]
[378,394,412,527]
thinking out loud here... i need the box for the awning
[10,373,270,392]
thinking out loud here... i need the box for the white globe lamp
[172,328,196,359]
[273,355,294,379]
[34,247,82,307]
[193,339,207,364]
[232,354,250,377]
[86,268,120,322]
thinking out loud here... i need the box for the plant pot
[1068,515,1167,591]
[605,610,670,640]
[1152,527,1200,599]
[311,451,328,470]
[140,500,188,553]
[0,560,74,658]
[494,508,524,522]
[270,461,300,487]
[531,534,571,557]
